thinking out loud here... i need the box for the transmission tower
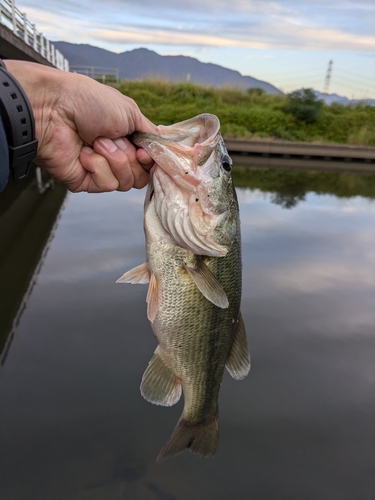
[324,60,333,94]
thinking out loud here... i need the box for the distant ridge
[313,89,375,107]
[54,41,282,95]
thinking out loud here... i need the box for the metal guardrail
[70,65,119,83]
[0,0,69,70]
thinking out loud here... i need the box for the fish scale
[118,114,250,461]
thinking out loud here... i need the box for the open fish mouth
[131,114,221,189]
[131,114,231,257]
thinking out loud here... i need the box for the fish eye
[222,154,232,172]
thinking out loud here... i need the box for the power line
[259,69,326,82]
[333,68,375,87]
[333,77,375,92]
[335,80,373,94]
[334,66,375,83]
[252,63,375,98]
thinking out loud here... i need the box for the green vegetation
[285,88,323,124]
[95,74,118,84]
[118,80,375,146]
[232,167,375,208]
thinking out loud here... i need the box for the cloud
[262,257,375,294]
[15,0,375,97]
[87,26,269,49]
[18,0,375,52]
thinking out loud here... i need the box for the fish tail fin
[157,411,219,462]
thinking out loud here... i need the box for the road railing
[0,0,69,71]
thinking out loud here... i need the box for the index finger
[136,147,155,171]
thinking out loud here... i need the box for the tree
[247,87,266,97]
[285,88,323,123]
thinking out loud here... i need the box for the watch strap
[0,59,38,180]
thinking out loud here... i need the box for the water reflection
[0,170,375,499]
[233,167,375,208]
[0,169,67,365]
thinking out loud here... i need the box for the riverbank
[225,137,375,173]
[118,80,375,147]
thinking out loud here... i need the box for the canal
[0,163,375,499]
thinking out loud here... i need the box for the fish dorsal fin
[116,262,150,284]
[226,313,251,380]
[183,260,228,309]
[146,273,159,322]
[140,346,182,407]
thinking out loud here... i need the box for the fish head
[131,114,239,257]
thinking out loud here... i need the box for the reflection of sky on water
[38,191,147,284]
[240,189,375,338]
[1,187,375,499]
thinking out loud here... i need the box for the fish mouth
[130,114,221,189]
[133,114,229,257]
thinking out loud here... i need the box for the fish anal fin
[226,313,251,380]
[116,262,150,284]
[157,412,219,463]
[140,347,182,407]
[146,273,159,322]
[183,261,228,309]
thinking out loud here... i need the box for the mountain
[54,41,282,95]
[313,90,375,107]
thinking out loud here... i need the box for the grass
[117,80,375,146]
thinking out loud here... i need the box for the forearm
[1,59,156,193]
[4,60,60,148]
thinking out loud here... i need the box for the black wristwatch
[0,59,38,180]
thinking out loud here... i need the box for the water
[1,173,375,499]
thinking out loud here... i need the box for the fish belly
[143,199,242,460]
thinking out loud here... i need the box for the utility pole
[324,60,333,94]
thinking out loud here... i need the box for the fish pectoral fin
[146,273,159,323]
[140,347,182,407]
[116,262,150,284]
[183,261,229,309]
[226,313,251,380]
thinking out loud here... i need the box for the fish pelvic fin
[140,346,182,407]
[183,260,228,309]
[116,262,150,284]
[157,411,219,463]
[226,313,251,380]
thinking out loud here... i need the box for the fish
[117,113,250,462]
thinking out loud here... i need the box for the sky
[15,0,375,99]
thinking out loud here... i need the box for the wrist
[0,59,38,180]
[4,60,60,148]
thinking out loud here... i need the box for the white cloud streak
[18,1,375,52]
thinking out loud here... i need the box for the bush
[285,88,323,124]
[117,79,375,145]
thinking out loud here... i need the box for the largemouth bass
[117,114,250,461]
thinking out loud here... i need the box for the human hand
[5,60,157,193]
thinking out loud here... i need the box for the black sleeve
[0,114,9,193]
